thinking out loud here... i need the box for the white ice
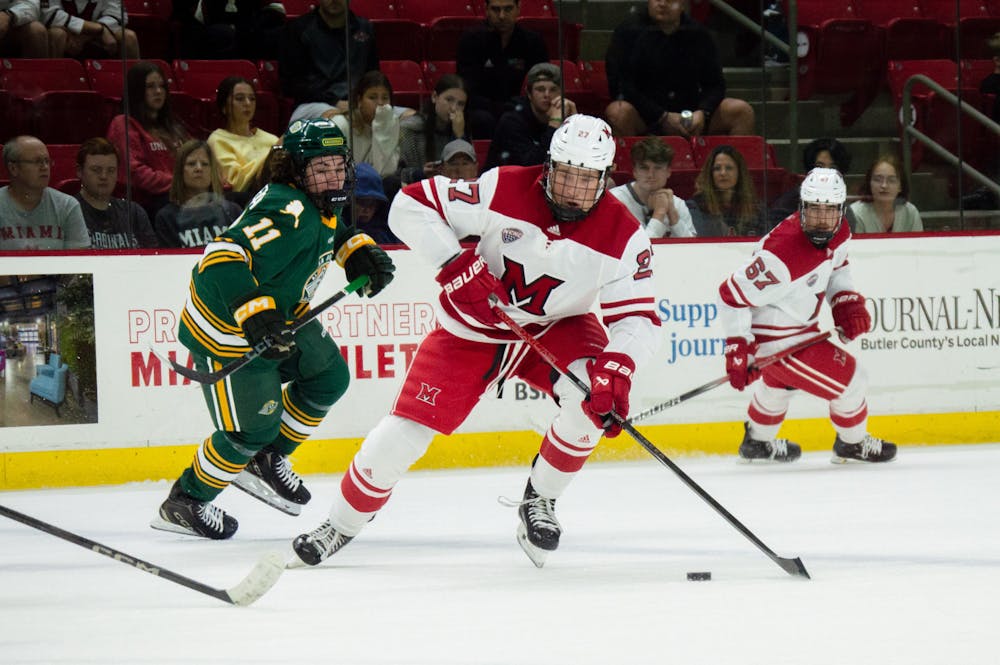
[2,443,999,665]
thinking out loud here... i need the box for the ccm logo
[443,255,488,294]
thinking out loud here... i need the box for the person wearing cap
[485,63,577,170]
[348,162,399,245]
[456,0,549,139]
[440,140,480,180]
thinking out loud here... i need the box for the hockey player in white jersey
[292,114,661,567]
[718,167,896,464]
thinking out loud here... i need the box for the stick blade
[777,556,811,579]
[225,551,286,606]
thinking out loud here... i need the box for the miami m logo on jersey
[502,257,564,316]
[416,383,441,406]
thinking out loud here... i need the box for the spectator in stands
[106,61,192,219]
[43,0,139,58]
[605,0,755,138]
[399,74,470,184]
[609,136,696,238]
[207,76,280,196]
[0,0,47,57]
[172,0,285,60]
[485,63,575,169]
[74,137,158,249]
[346,162,397,245]
[687,143,763,237]
[440,139,480,180]
[961,32,1000,211]
[457,0,549,139]
[154,140,242,248]
[332,71,401,184]
[768,137,852,228]
[0,136,90,250]
[846,155,922,234]
[280,0,379,124]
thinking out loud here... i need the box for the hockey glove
[831,291,870,341]
[436,249,510,326]
[582,352,635,438]
[724,337,759,391]
[341,233,396,297]
[234,295,295,360]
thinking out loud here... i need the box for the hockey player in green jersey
[151,118,396,540]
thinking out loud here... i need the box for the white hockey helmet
[799,167,846,245]
[544,114,616,221]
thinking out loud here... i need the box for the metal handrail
[901,74,1000,207]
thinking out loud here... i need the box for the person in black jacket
[604,0,754,138]
[280,0,379,124]
[456,0,549,139]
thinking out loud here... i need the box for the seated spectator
[0,136,90,250]
[345,162,397,245]
[43,0,139,58]
[846,155,922,234]
[609,136,696,238]
[768,137,852,228]
[154,140,242,248]
[281,0,379,124]
[457,0,549,139]
[605,0,754,138]
[172,0,285,60]
[485,63,576,169]
[207,76,280,195]
[332,71,401,183]
[441,139,480,180]
[75,137,158,249]
[106,61,192,219]
[398,74,469,184]
[687,143,763,237]
[0,0,48,57]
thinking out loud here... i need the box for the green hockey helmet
[282,118,354,214]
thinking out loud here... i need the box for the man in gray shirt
[0,135,90,250]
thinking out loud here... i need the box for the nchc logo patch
[258,399,279,415]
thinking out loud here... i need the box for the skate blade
[516,522,549,569]
[830,454,897,465]
[232,472,303,516]
[149,515,203,537]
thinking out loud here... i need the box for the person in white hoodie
[610,136,696,238]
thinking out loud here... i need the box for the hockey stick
[0,503,285,606]
[490,303,810,579]
[158,275,369,385]
[627,331,832,424]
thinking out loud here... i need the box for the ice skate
[150,480,238,540]
[289,520,354,567]
[831,434,897,464]
[738,423,801,463]
[232,446,311,516]
[516,480,562,568]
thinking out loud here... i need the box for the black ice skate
[150,480,238,540]
[738,422,802,463]
[516,480,562,569]
[290,520,354,567]
[232,446,311,516]
[831,434,897,464]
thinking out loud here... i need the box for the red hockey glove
[582,352,635,438]
[831,291,871,341]
[724,337,759,391]
[435,249,510,326]
[233,295,295,360]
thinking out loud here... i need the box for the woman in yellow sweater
[207,76,279,195]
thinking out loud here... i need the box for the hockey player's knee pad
[354,415,436,485]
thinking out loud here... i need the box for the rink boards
[1,232,998,489]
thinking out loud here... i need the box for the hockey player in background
[718,167,896,464]
[292,114,660,568]
[151,119,396,539]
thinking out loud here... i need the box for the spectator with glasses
[0,135,90,250]
[846,155,923,234]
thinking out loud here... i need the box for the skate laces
[860,434,884,457]
[271,453,302,491]
[771,439,791,457]
[304,520,349,554]
[196,502,227,533]
[498,494,559,532]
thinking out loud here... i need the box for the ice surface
[2,444,999,664]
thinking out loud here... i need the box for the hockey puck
[686,571,712,581]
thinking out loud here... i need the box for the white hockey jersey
[389,165,661,366]
[717,213,856,351]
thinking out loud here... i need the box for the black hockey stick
[158,275,369,385]
[0,504,285,606]
[627,331,832,424]
[490,302,810,579]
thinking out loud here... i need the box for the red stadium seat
[853,0,952,60]
[518,17,581,61]
[122,0,173,58]
[172,59,280,134]
[282,0,316,18]
[691,135,780,170]
[0,59,108,144]
[348,0,399,19]
[920,0,1000,58]
[370,19,424,61]
[422,60,457,90]
[517,0,557,17]
[580,60,611,114]
[613,136,697,174]
[423,16,480,60]
[45,144,83,185]
[886,59,969,166]
[397,0,476,24]
[471,139,490,171]
[381,60,426,109]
